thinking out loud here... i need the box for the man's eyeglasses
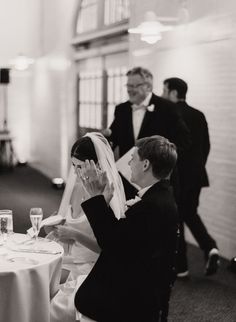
[125,83,146,90]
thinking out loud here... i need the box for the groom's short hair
[136,136,177,179]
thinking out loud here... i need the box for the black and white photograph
[0,1,236,321]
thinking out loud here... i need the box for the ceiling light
[10,54,34,71]
[128,11,175,44]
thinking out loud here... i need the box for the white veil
[85,132,126,219]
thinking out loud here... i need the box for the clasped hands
[77,160,114,204]
[53,224,76,244]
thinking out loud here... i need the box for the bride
[50,132,126,322]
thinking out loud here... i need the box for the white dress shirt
[137,184,153,198]
[132,92,152,139]
[137,180,160,198]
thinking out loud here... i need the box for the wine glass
[0,209,14,243]
[0,210,13,234]
[30,208,43,243]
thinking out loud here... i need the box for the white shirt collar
[137,179,160,198]
[137,184,153,198]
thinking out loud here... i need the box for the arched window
[104,0,130,26]
[72,0,130,137]
[76,0,98,33]
[76,0,130,35]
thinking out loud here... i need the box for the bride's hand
[53,225,76,243]
[79,160,107,198]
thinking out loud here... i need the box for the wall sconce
[128,11,176,44]
[9,53,34,71]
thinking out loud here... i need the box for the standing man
[162,77,219,277]
[104,66,190,199]
[75,136,179,322]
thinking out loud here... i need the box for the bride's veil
[85,132,126,219]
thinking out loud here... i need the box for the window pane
[107,66,127,126]
[104,0,130,26]
[76,0,98,34]
[78,71,103,129]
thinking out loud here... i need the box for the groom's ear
[143,159,150,172]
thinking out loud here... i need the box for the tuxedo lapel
[138,110,154,139]
[137,94,157,139]
[127,104,135,144]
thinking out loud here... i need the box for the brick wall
[129,0,236,259]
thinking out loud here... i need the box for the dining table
[0,233,63,322]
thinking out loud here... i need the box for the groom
[75,136,179,322]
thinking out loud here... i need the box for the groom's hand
[79,160,108,199]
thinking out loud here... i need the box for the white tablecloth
[0,233,63,322]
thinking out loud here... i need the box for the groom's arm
[81,195,118,249]
[82,195,152,251]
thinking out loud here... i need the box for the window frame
[72,0,130,46]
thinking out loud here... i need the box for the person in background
[75,136,179,322]
[162,77,219,277]
[104,66,191,200]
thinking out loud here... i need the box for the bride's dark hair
[71,136,98,163]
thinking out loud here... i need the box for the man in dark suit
[75,136,179,322]
[104,66,191,199]
[162,77,219,277]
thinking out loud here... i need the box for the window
[78,71,103,129]
[104,0,130,26]
[107,66,127,126]
[76,0,98,33]
[77,66,127,132]
[76,0,130,36]
[74,1,129,137]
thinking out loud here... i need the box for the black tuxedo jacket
[109,93,190,158]
[75,180,179,322]
[109,93,191,200]
[176,101,210,188]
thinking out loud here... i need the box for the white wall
[129,0,236,259]
[30,0,78,179]
[0,0,78,178]
[0,0,41,66]
[0,0,41,163]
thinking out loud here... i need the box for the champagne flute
[0,213,9,243]
[0,210,13,234]
[30,208,43,243]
